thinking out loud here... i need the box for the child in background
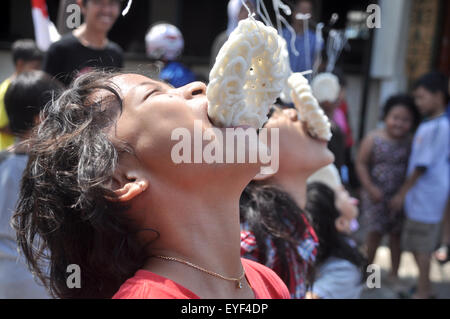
[434,77,450,265]
[356,94,420,282]
[0,40,43,150]
[305,181,366,299]
[311,73,346,174]
[0,71,62,298]
[390,72,449,299]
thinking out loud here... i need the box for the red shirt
[112,258,290,299]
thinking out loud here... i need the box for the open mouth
[302,121,328,144]
[98,15,114,24]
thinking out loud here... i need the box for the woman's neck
[73,24,108,49]
[140,178,249,296]
[269,172,309,209]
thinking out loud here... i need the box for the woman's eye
[144,89,159,100]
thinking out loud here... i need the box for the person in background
[0,70,63,298]
[433,76,450,265]
[356,94,420,285]
[390,72,449,299]
[0,40,43,151]
[210,0,256,70]
[305,180,366,299]
[240,106,334,298]
[333,72,358,187]
[145,23,196,88]
[311,73,346,174]
[281,0,318,73]
[44,0,123,87]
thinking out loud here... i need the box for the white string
[272,0,282,34]
[122,0,132,16]
[278,0,291,15]
[256,0,273,27]
[279,14,299,56]
[241,0,261,33]
[329,13,339,27]
[296,13,311,76]
[312,22,324,76]
[325,30,348,73]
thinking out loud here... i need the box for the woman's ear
[110,180,148,202]
[107,169,149,203]
[335,216,349,233]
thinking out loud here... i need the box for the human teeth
[207,18,287,129]
[287,73,332,141]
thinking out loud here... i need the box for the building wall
[344,0,412,148]
[0,51,14,82]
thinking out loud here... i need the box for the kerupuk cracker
[288,73,332,141]
[207,18,287,129]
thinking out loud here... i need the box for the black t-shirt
[328,122,345,173]
[43,33,123,87]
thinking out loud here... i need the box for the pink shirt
[113,258,290,299]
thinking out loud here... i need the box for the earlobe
[335,216,348,233]
[109,180,149,202]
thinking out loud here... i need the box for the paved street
[361,246,450,299]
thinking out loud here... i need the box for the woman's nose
[283,108,298,121]
[180,82,206,99]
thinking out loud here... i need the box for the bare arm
[389,168,425,212]
[356,133,382,202]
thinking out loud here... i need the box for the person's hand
[368,185,383,203]
[389,193,404,213]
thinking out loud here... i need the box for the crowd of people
[0,0,448,300]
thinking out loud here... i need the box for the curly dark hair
[305,182,367,279]
[381,94,421,132]
[12,71,148,299]
[240,182,314,290]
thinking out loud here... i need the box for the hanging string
[241,0,257,20]
[256,0,273,27]
[279,14,299,56]
[272,0,292,33]
[312,22,324,76]
[278,0,291,15]
[271,0,299,57]
[122,0,132,16]
[296,13,312,76]
[329,13,339,27]
[241,0,261,33]
[272,0,282,34]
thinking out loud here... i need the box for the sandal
[434,244,450,265]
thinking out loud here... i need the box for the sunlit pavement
[361,246,450,299]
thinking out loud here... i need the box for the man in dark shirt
[44,0,124,86]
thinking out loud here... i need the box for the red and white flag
[31,0,60,51]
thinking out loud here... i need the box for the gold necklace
[154,255,246,289]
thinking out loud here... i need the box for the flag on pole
[31,0,61,51]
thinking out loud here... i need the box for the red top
[112,258,290,299]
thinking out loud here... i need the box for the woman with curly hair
[12,71,290,299]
